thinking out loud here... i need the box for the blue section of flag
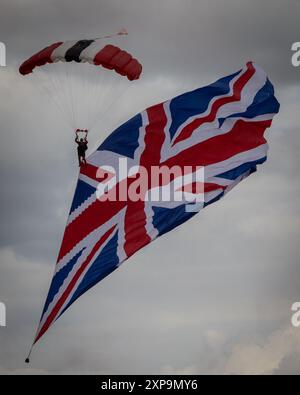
[216,157,267,180]
[152,204,197,237]
[98,113,143,158]
[70,180,95,214]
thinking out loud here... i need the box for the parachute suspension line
[80,62,87,126]
[33,69,73,130]
[89,64,107,127]
[41,66,68,126]
[55,64,77,128]
[96,70,125,124]
[48,62,75,128]
[81,62,92,128]
[64,63,77,129]
[89,81,131,133]
[88,78,113,131]
[84,66,95,128]
[42,66,75,130]
[74,62,82,126]
[84,65,97,129]
[73,61,89,128]
[89,70,108,129]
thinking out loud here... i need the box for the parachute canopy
[19,40,142,80]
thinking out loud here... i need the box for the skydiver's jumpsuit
[76,137,88,166]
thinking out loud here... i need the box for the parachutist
[75,130,88,167]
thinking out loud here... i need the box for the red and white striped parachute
[19,39,142,80]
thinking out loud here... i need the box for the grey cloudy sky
[0,0,300,375]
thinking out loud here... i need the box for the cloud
[223,327,300,375]
[159,327,300,375]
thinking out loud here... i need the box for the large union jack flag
[33,62,279,345]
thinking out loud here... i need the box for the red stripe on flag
[164,119,271,170]
[140,104,167,168]
[123,104,168,256]
[80,163,101,182]
[124,200,151,257]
